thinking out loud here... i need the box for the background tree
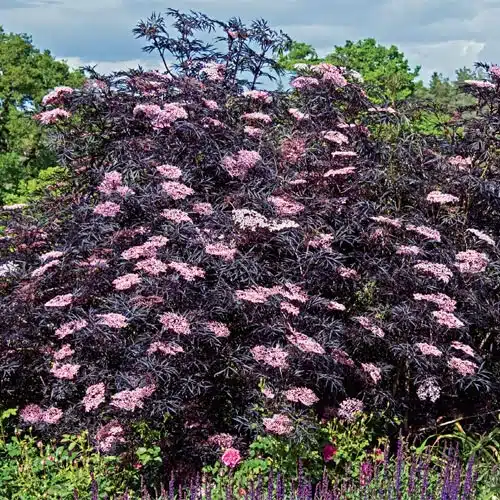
[0,26,84,204]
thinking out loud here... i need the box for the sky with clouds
[0,0,498,84]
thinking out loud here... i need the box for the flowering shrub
[1,9,500,471]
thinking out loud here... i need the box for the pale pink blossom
[290,76,319,89]
[156,164,182,179]
[192,202,214,215]
[262,387,275,399]
[159,312,191,334]
[150,103,188,129]
[111,385,156,411]
[40,250,64,262]
[202,117,225,128]
[414,261,453,283]
[202,98,219,110]
[135,258,168,276]
[309,233,333,249]
[331,348,355,367]
[338,398,364,422]
[94,201,121,217]
[448,155,472,169]
[451,341,476,358]
[208,433,234,448]
[417,379,440,402]
[34,108,71,124]
[161,181,194,200]
[147,341,184,356]
[338,266,359,279]
[50,362,80,380]
[268,196,305,216]
[432,310,464,328]
[241,112,272,124]
[21,404,63,424]
[53,344,75,360]
[251,345,289,369]
[355,316,385,338]
[242,89,272,103]
[263,414,293,435]
[371,216,402,228]
[235,285,276,304]
[83,383,106,412]
[244,126,264,138]
[361,363,382,384]
[322,130,349,145]
[221,448,242,468]
[161,209,193,224]
[327,301,346,311]
[42,407,64,424]
[201,61,225,82]
[280,302,300,315]
[168,261,205,281]
[367,106,396,113]
[396,245,422,256]
[95,422,125,453]
[277,283,308,303]
[42,86,74,106]
[332,150,357,158]
[232,209,268,231]
[96,313,129,329]
[205,243,237,261]
[427,191,459,204]
[113,273,141,290]
[455,250,489,274]
[285,387,319,406]
[286,328,325,354]
[45,293,73,308]
[221,150,261,178]
[32,259,60,278]
[55,319,87,339]
[413,293,456,312]
[415,342,443,357]
[406,224,441,242]
[280,137,307,164]
[463,80,495,89]
[324,167,356,177]
[448,357,478,376]
[206,321,230,338]
[467,228,495,247]
[121,243,158,260]
[288,108,309,121]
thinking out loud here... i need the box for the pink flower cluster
[50,362,80,380]
[45,293,73,308]
[467,228,495,247]
[432,310,464,328]
[161,209,193,224]
[371,216,402,228]
[242,112,272,124]
[53,344,75,360]
[413,293,456,312]
[285,387,319,406]
[161,181,194,200]
[40,250,64,262]
[208,433,234,448]
[200,61,225,82]
[96,313,129,329]
[95,422,125,452]
[41,86,74,106]
[221,150,262,178]
[426,191,459,204]
[451,341,476,358]
[111,384,156,411]
[97,171,134,197]
[113,273,141,290]
[205,321,230,338]
[286,328,325,354]
[455,250,489,274]
[323,130,349,145]
[159,312,191,334]
[337,398,364,422]
[448,357,478,376]
[133,258,167,276]
[268,196,305,216]
[244,126,264,138]
[331,348,355,367]
[417,378,441,402]
[415,342,443,357]
[55,319,87,339]
[147,341,184,356]
[34,108,71,124]
[32,259,60,278]
[242,89,272,103]
[311,63,348,87]
[337,266,359,279]
[82,383,106,412]
[221,448,242,468]
[414,261,453,283]
[288,108,309,121]
[463,80,495,89]
[204,243,237,261]
[361,363,382,384]
[281,137,307,164]
[263,414,293,435]
[324,167,356,178]
[396,245,422,256]
[355,316,385,338]
[290,76,320,89]
[192,202,213,215]
[168,261,205,281]
[448,155,472,169]
[251,345,289,369]
[309,233,333,249]
[202,98,219,110]
[327,301,346,311]
[21,404,63,425]
[280,302,300,315]
[156,164,183,179]
[94,201,121,217]
[406,224,441,242]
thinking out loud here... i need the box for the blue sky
[1,0,498,84]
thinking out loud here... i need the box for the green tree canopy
[0,26,84,204]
